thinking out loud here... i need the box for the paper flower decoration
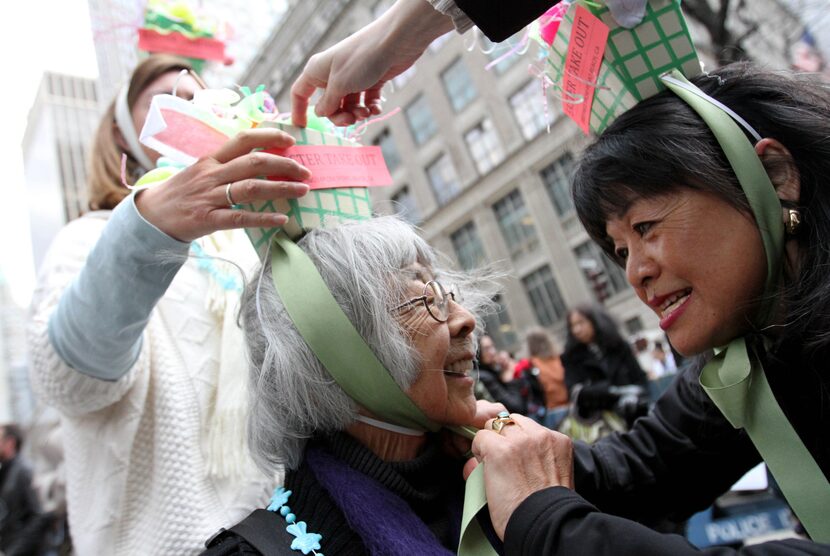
[138,0,232,67]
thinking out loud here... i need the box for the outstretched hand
[135,128,311,242]
[290,0,454,127]
[466,414,574,539]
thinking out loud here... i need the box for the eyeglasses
[393,280,458,323]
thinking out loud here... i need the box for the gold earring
[785,208,801,235]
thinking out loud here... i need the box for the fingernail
[274,214,288,226]
[295,183,310,195]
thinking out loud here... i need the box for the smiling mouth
[659,288,692,319]
[443,359,474,377]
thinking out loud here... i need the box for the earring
[785,208,801,235]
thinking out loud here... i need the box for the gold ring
[225,182,237,207]
[491,411,515,434]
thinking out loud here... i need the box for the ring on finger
[225,182,237,208]
[491,411,516,434]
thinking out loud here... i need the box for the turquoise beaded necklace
[266,486,324,555]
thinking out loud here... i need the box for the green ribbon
[268,232,497,553]
[662,72,830,542]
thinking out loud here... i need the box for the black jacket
[478,362,527,414]
[455,0,558,41]
[503,354,830,555]
[561,341,648,417]
[0,456,43,556]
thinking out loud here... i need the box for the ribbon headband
[115,85,156,172]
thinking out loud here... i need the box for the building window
[426,154,461,206]
[624,316,644,336]
[450,221,486,270]
[373,128,401,172]
[406,94,437,145]
[464,118,505,175]
[441,58,478,112]
[540,154,575,217]
[392,65,417,90]
[510,80,549,140]
[493,189,538,258]
[574,240,629,302]
[522,265,567,326]
[483,295,518,349]
[481,34,523,74]
[391,186,420,224]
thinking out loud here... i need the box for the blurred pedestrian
[0,424,43,556]
[650,341,677,379]
[28,55,310,554]
[518,328,569,428]
[495,350,516,383]
[476,335,525,413]
[561,304,648,424]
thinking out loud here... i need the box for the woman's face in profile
[605,188,766,356]
[569,311,595,345]
[395,265,478,426]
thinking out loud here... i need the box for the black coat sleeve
[501,362,830,555]
[572,361,760,524]
[453,0,559,42]
[504,487,828,556]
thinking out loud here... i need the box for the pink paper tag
[154,108,230,159]
[561,5,609,134]
[539,3,569,46]
[265,145,393,190]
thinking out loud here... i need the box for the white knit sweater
[28,209,273,555]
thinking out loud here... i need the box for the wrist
[383,0,454,52]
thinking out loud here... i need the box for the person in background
[0,425,43,556]
[561,304,648,424]
[28,55,311,554]
[650,340,678,379]
[476,335,525,414]
[494,350,516,383]
[517,328,569,428]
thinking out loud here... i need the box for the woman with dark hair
[469,63,830,553]
[560,304,647,424]
[28,56,311,554]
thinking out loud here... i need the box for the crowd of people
[2,0,828,554]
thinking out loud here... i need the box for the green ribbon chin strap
[662,72,830,542]
[268,232,498,554]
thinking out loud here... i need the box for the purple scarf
[306,446,457,556]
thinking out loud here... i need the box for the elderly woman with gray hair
[203,216,503,556]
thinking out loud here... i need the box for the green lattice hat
[241,122,376,259]
[548,0,701,134]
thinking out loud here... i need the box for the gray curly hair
[242,216,500,472]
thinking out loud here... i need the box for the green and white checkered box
[548,0,701,134]
[242,122,373,259]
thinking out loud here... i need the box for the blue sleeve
[47,194,191,381]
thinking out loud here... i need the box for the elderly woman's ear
[754,138,801,206]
